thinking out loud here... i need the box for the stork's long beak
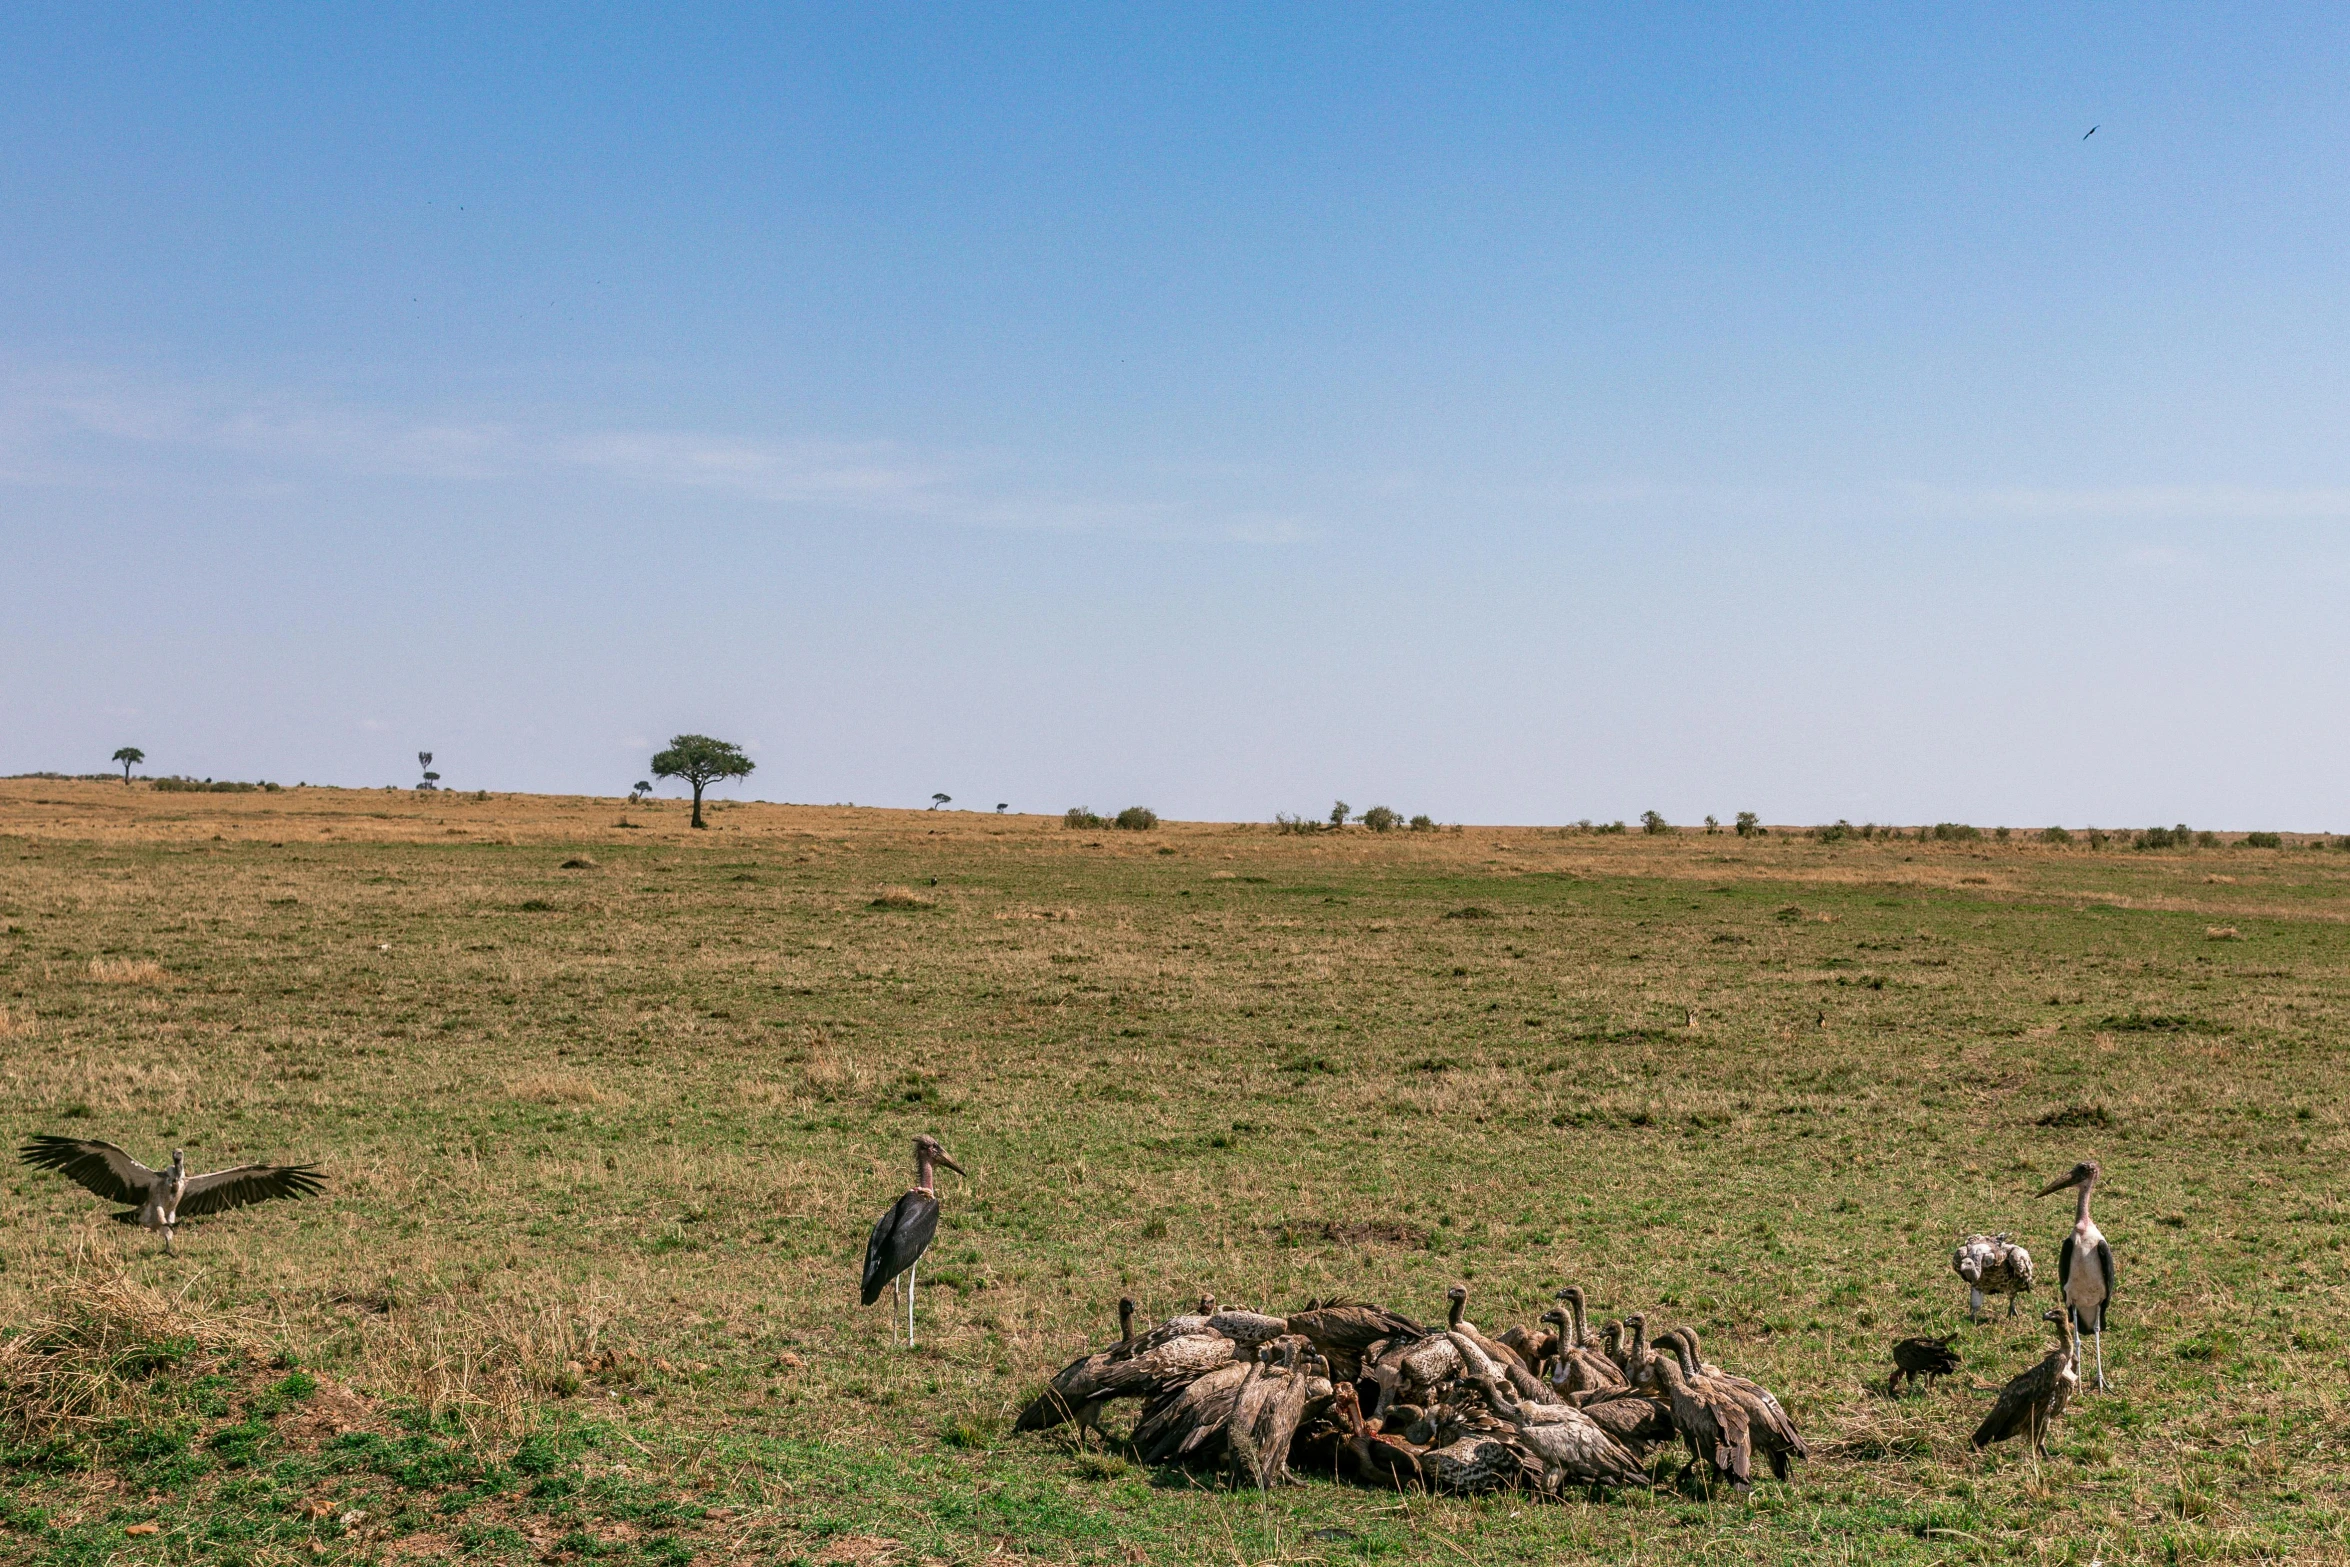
[936,1151,966,1177]
[2036,1171,2081,1197]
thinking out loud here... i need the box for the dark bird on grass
[1953,1232,2035,1322]
[1017,1303,1235,1439]
[2040,1159,2114,1391]
[1638,1340,1752,1492]
[1888,1334,1962,1396]
[860,1134,964,1347]
[18,1137,324,1254]
[1011,1297,1136,1446]
[1226,1338,1327,1490]
[1131,1356,1255,1464]
[1666,1329,1805,1482]
[1972,1309,2078,1456]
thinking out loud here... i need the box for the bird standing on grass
[18,1136,325,1253]
[1972,1309,2078,1456]
[2041,1159,2115,1390]
[1952,1232,2034,1322]
[1887,1334,1961,1396]
[860,1134,965,1347]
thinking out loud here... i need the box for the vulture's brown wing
[1972,1351,2059,1448]
[177,1162,326,1216]
[19,1136,157,1205]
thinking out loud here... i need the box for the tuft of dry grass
[0,1266,242,1441]
[0,1004,32,1039]
[87,956,166,984]
[505,1071,627,1106]
[868,885,935,909]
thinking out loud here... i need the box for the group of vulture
[1015,1284,1804,1497]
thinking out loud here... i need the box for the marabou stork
[860,1134,965,1346]
[18,1136,324,1252]
[2039,1160,2114,1390]
[1972,1309,2078,1456]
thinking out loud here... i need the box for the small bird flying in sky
[2082,125,2098,139]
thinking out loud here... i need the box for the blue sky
[5,6,2347,827]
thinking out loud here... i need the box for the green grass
[2,783,2347,1562]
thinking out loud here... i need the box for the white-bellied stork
[2039,1159,2114,1391]
[860,1134,965,1347]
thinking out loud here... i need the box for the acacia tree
[112,747,144,785]
[651,735,755,829]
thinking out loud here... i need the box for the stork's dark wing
[2092,1239,2115,1327]
[861,1189,939,1305]
[18,1136,157,1205]
[2058,1235,2077,1294]
[178,1162,326,1216]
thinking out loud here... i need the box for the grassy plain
[2,778,2348,1565]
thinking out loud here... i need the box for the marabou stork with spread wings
[19,1136,324,1252]
[860,1134,965,1346]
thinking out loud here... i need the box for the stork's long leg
[891,1275,903,1346]
[907,1259,918,1348]
[2092,1327,2105,1393]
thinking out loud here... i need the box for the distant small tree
[1703,814,1719,835]
[630,780,652,803]
[2039,826,2072,845]
[1734,811,1762,838]
[1641,810,1670,835]
[1329,801,1352,829]
[930,793,951,810]
[651,735,755,829]
[1408,814,1435,831]
[996,803,1009,814]
[1361,805,1399,833]
[1114,806,1159,831]
[111,747,144,785]
[1064,806,1107,829]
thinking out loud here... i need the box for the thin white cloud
[0,367,1309,544]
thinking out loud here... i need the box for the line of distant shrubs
[152,776,283,793]
[1799,819,2318,850]
[1272,802,1445,834]
[1064,806,1159,831]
